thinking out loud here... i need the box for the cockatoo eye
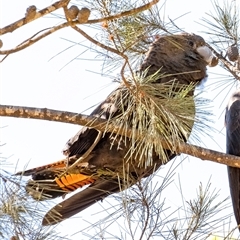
[188,40,194,47]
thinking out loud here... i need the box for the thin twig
[0,27,52,62]
[0,104,239,168]
[71,26,133,89]
[138,183,150,240]
[87,0,160,25]
[71,26,124,57]
[0,23,68,56]
[66,130,103,171]
[206,43,240,81]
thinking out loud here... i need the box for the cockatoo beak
[197,45,218,67]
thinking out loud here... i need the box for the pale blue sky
[0,0,239,239]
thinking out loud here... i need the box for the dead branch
[0,104,238,168]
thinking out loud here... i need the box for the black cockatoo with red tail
[16,33,218,225]
[225,89,240,230]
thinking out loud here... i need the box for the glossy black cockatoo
[225,89,240,229]
[17,33,218,226]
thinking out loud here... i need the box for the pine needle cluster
[103,71,197,167]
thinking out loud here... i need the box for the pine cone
[77,7,91,23]
[227,45,239,62]
[66,5,79,20]
[25,5,36,20]
[209,56,219,67]
[10,236,19,240]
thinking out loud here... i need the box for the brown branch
[0,23,69,56]
[206,43,240,81]
[71,26,124,57]
[0,104,239,168]
[71,26,133,89]
[0,0,159,36]
[0,0,160,56]
[0,0,70,36]
[87,0,160,24]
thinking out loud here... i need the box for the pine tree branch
[0,0,70,36]
[0,0,160,36]
[0,104,238,168]
[0,0,160,58]
[71,25,125,57]
[87,0,160,24]
[0,24,68,56]
[206,43,240,81]
[71,26,133,88]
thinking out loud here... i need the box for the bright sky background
[0,0,239,239]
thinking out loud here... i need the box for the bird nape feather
[16,33,218,226]
[225,89,240,230]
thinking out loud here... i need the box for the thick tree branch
[0,104,238,168]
